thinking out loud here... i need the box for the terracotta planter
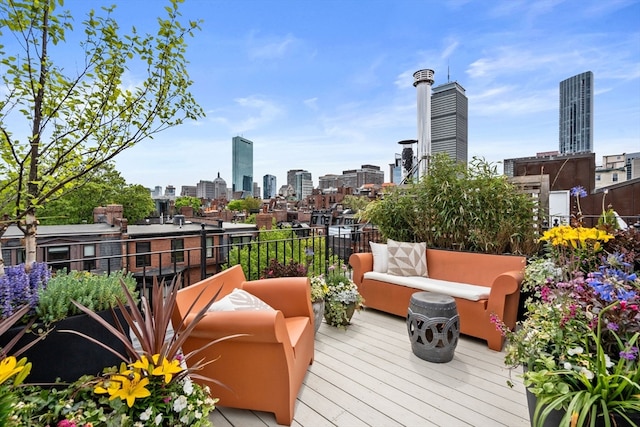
[0,308,129,385]
[324,302,356,327]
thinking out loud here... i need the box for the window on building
[206,236,214,258]
[136,242,151,268]
[595,174,601,181]
[47,246,70,272]
[612,173,618,182]
[83,244,96,271]
[171,239,184,263]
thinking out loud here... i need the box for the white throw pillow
[207,288,275,312]
[386,239,428,277]
[369,242,389,273]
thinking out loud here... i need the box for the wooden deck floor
[209,308,530,427]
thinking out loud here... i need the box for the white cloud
[247,33,300,60]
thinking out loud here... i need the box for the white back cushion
[208,288,275,312]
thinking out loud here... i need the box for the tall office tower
[263,174,277,199]
[294,170,313,200]
[413,69,435,178]
[252,182,260,198]
[559,71,594,154]
[431,81,468,165]
[232,136,253,197]
[196,180,215,199]
[287,169,304,188]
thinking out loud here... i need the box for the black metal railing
[1,224,382,286]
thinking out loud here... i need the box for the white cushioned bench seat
[363,271,491,302]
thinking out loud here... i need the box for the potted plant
[9,276,223,426]
[493,216,640,426]
[261,258,327,333]
[321,264,364,329]
[0,264,138,384]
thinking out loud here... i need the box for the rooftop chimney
[413,69,435,178]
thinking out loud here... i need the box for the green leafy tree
[243,196,262,211]
[175,196,201,213]
[0,0,203,272]
[226,199,244,211]
[116,184,155,223]
[37,163,122,225]
[38,164,154,224]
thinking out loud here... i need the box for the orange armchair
[172,265,315,426]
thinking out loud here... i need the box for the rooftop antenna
[447,63,450,83]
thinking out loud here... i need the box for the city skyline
[3,1,639,190]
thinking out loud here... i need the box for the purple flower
[570,185,587,198]
[619,346,639,361]
[606,322,619,332]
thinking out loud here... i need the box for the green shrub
[361,154,540,255]
[36,270,138,324]
[225,228,340,280]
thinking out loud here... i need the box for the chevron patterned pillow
[207,288,275,312]
[386,239,428,277]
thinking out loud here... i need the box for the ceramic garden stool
[406,291,460,363]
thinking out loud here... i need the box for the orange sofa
[172,265,315,425]
[349,248,525,351]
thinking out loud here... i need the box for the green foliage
[226,197,262,214]
[175,196,202,213]
[226,200,244,211]
[342,195,370,213]
[117,185,156,223]
[0,0,204,261]
[224,228,338,281]
[361,155,539,255]
[37,164,154,224]
[36,270,137,324]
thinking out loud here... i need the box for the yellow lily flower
[110,371,151,407]
[156,357,184,384]
[0,356,25,385]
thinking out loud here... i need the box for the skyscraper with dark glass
[263,174,276,199]
[559,71,593,154]
[232,136,253,197]
[431,81,468,164]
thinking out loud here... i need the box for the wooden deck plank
[210,309,530,426]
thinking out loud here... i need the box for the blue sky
[11,1,640,192]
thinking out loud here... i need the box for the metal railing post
[200,224,206,280]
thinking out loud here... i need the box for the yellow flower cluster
[94,354,184,407]
[539,225,614,251]
[0,356,31,387]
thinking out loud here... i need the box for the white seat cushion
[363,271,491,301]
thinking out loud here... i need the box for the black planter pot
[0,308,129,385]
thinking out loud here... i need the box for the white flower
[195,410,202,419]
[567,346,584,356]
[563,362,572,370]
[140,406,153,421]
[134,423,144,427]
[154,414,163,426]
[604,354,614,368]
[180,415,190,423]
[182,378,193,395]
[580,367,594,380]
[173,395,189,412]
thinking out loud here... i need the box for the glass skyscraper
[559,71,593,154]
[232,136,253,197]
[263,174,276,199]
